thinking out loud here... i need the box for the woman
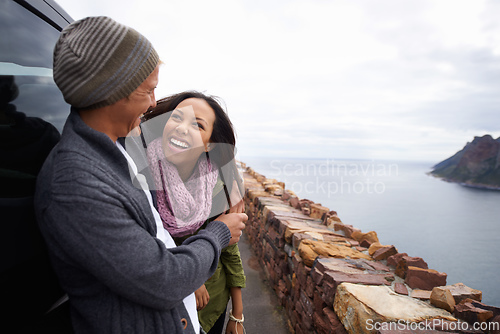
[142,91,246,334]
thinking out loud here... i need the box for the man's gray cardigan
[34,109,231,333]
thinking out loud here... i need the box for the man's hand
[195,285,210,311]
[216,212,247,245]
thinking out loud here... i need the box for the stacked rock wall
[241,164,500,334]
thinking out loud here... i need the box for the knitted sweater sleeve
[36,159,231,312]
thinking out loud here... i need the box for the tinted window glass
[0,0,69,132]
[1,0,67,198]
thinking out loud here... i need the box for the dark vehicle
[1,0,73,331]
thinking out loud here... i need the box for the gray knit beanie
[53,16,159,110]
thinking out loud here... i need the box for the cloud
[55,0,500,162]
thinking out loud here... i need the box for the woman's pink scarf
[147,138,218,237]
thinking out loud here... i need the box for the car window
[1,0,68,199]
[0,0,69,133]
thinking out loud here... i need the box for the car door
[0,0,73,331]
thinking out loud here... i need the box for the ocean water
[240,156,500,307]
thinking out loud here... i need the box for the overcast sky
[55,0,500,163]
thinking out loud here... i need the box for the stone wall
[241,163,500,334]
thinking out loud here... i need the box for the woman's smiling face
[161,98,216,169]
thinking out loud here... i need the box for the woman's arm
[195,284,210,310]
[219,243,246,333]
[226,287,244,334]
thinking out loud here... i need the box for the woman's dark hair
[142,91,242,209]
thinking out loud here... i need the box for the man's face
[116,65,159,138]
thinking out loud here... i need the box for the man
[34,16,247,334]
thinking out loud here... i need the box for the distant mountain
[430,135,500,190]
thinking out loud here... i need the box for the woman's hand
[226,319,244,334]
[195,285,210,310]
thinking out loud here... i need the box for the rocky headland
[431,135,500,190]
[240,162,500,333]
